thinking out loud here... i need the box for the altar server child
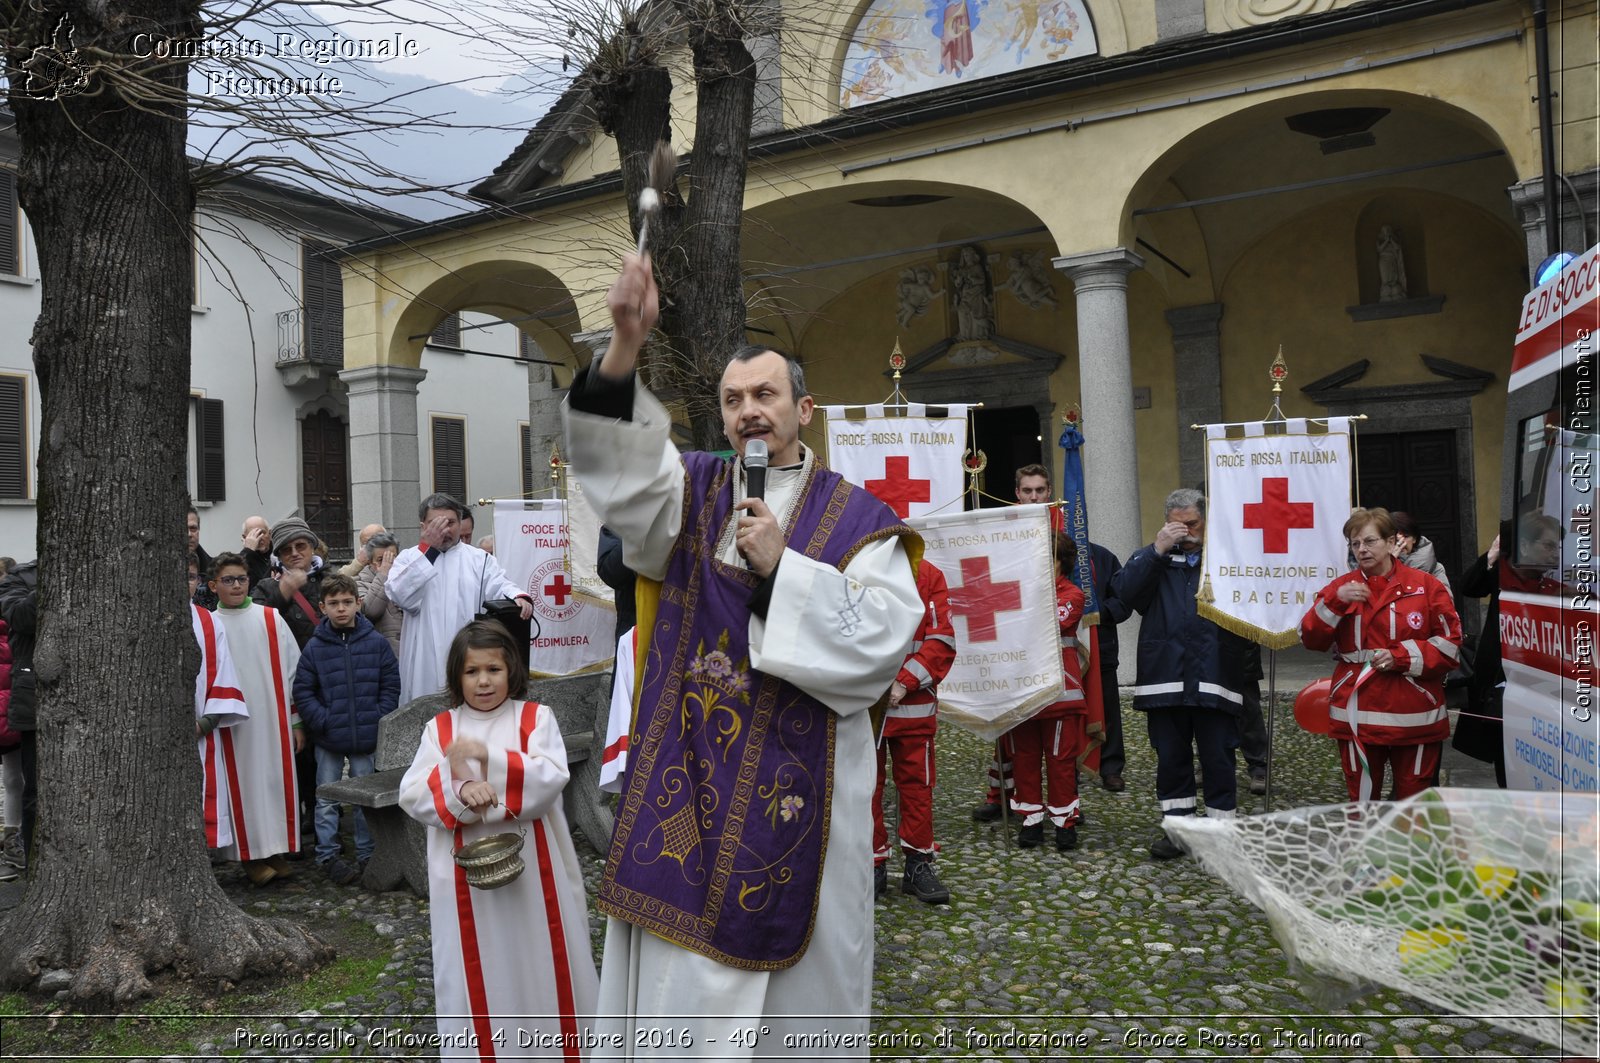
[1003,531,1091,851]
[292,572,401,885]
[209,552,304,885]
[399,621,598,1059]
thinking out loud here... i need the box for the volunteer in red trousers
[873,559,956,904]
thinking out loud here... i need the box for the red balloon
[1294,677,1334,735]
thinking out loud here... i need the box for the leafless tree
[0,0,538,1007]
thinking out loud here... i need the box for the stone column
[1054,247,1144,683]
[340,363,427,543]
[1166,303,1225,490]
[524,338,566,494]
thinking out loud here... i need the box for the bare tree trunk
[0,2,327,1007]
[591,6,757,450]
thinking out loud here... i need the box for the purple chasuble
[595,451,912,969]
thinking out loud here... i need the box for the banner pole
[1265,648,1277,811]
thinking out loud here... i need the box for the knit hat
[270,516,318,554]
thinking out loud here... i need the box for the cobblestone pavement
[1,694,1560,1060]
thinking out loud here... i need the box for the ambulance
[1500,243,1600,791]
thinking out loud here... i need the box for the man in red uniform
[1005,531,1090,851]
[873,560,956,904]
[1300,507,1461,800]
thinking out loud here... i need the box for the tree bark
[591,5,758,450]
[0,2,328,1007]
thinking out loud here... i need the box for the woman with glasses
[1300,507,1463,801]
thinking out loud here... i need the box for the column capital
[1164,302,1224,340]
[573,329,614,357]
[1052,247,1145,288]
[338,363,428,391]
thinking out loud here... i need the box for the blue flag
[1058,418,1100,620]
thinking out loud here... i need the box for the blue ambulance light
[1534,251,1577,287]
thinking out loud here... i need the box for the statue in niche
[1001,249,1059,310]
[1377,225,1408,302]
[895,266,943,328]
[950,244,995,341]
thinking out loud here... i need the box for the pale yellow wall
[1127,270,1181,539]
[1550,0,1599,176]
[1215,190,1524,545]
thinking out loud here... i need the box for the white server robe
[565,386,921,1060]
[386,542,526,704]
[399,698,599,1060]
[214,601,303,860]
[192,604,248,850]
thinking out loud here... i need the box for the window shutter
[430,313,461,348]
[0,170,19,276]
[432,417,466,501]
[301,240,343,364]
[0,376,24,499]
[518,330,539,360]
[520,424,533,497]
[195,398,226,502]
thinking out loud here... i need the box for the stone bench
[316,672,615,895]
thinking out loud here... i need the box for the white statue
[895,266,942,328]
[951,245,995,341]
[1001,250,1059,310]
[1377,225,1408,303]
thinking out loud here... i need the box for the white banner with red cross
[1199,418,1353,648]
[821,403,971,518]
[907,504,1064,740]
[493,498,615,677]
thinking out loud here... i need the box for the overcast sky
[190,0,574,221]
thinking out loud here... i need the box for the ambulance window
[1512,363,1596,577]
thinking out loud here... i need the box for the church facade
[339,0,1598,585]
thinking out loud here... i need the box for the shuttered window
[301,239,343,364]
[430,313,461,348]
[0,375,26,499]
[0,170,19,276]
[518,330,539,360]
[432,416,466,502]
[520,423,533,497]
[194,397,225,502]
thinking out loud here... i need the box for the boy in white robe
[209,552,304,884]
[190,554,247,851]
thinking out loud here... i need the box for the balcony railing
[276,307,344,367]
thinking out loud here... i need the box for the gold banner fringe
[1195,600,1304,650]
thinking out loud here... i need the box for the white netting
[1165,789,1600,1053]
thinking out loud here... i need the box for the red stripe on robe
[531,819,580,1059]
[429,712,458,830]
[503,702,539,819]
[264,608,299,850]
[219,727,251,859]
[202,731,222,848]
[451,825,497,1060]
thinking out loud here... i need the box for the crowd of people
[0,248,1527,1057]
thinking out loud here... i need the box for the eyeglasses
[216,575,250,586]
[1348,536,1386,550]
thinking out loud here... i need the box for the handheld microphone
[744,438,768,502]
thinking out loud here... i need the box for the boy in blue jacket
[292,572,401,884]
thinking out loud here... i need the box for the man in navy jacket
[1109,489,1252,859]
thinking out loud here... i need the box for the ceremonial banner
[1058,411,1106,769]
[908,504,1063,739]
[493,498,615,677]
[822,403,970,518]
[1199,418,1352,648]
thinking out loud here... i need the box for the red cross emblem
[543,573,573,606]
[1242,476,1315,554]
[865,455,932,518]
[949,556,1023,643]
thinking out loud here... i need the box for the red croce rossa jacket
[1300,560,1462,745]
